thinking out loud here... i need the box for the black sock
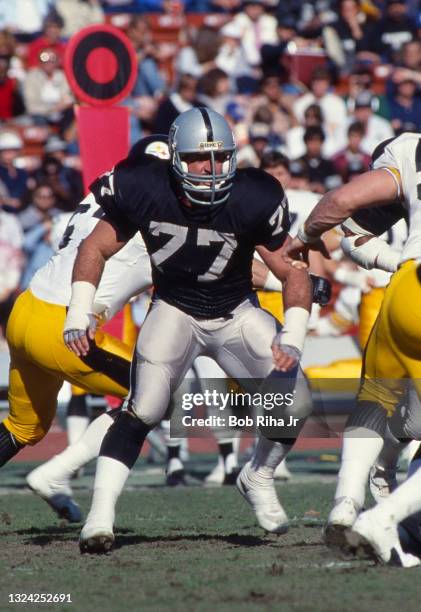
[67,394,88,418]
[218,441,233,459]
[167,445,181,460]
[0,422,24,467]
[100,411,151,469]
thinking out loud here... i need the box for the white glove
[63,310,97,345]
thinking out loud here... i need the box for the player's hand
[63,312,97,357]
[284,236,330,266]
[271,339,301,372]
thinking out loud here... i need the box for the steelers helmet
[129,134,169,161]
[168,107,236,206]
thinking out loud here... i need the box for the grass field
[2,454,421,612]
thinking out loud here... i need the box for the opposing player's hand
[271,338,301,372]
[283,236,330,266]
[63,313,97,357]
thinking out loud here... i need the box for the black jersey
[91,156,290,318]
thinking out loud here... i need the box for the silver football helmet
[168,107,237,206]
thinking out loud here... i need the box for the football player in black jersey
[64,108,314,553]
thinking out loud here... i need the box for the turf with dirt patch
[1,463,421,612]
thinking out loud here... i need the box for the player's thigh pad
[5,355,63,445]
[128,299,201,424]
[359,276,408,415]
[215,301,278,382]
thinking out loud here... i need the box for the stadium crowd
[0,0,420,347]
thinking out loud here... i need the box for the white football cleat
[324,497,359,550]
[369,465,398,503]
[273,459,292,481]
[346,507,420,567]
[26,466,82,523]
[236,462,288,533]
[79,522,114,554]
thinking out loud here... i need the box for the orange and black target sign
[64,24,137,107]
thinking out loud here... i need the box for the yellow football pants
[257,291,284,325]
[359,261,421,415]
[4,290,133,445]
[359,287,386,351]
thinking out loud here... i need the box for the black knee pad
[100,411,152,469]
[346,400,387,436]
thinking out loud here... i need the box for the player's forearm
[72,240,107,288]
[281,266,312,314]
[300,191,356,241]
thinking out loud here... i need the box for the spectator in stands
[292,125,342,194]
[215,20,253,91]
[0,180,23,341]
[225,100,249,146]
[285,103,324,160]
[323,0,371,75]
[55,0,104,39]
[230,0,278,83]
[175,25,221,81]
[286,101,341,159]
[23,48,73,130]
[386,40,421,101]
[0,30,26,84]
[400,39,421,72]
[18,181,61,233]
[34,136,84,212]
[236,121,270,168]
[127,16,166,97]
[0,53,25,121]
[248,74,291,144]
[197,68,233,115]
[350,89,394,154]
[0,131,29,214]
[0,0,53,41]
[19,184,60,290]
[153,74,200,133]
[346,66,391,120]
[293,66,348,156]
[365,0,417,64]
[27,12,67,68]
[388,75,421,133]
[332,121,371,183]
[260,14,303,80]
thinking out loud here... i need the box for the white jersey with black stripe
[372,132,421,264]
[29,192,152,321]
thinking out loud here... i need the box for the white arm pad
[264,270,283,292]
[341,235,400,273]
[64,281,97,331]
[279,307,309,353]
[333,266,372,292]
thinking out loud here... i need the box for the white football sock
[250,435,292,480]
[67,415,90,446]
[84,456,130,529]
[334,427,383,508]
[38,413,113,486]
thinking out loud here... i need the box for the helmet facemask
[169,108,237,206]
